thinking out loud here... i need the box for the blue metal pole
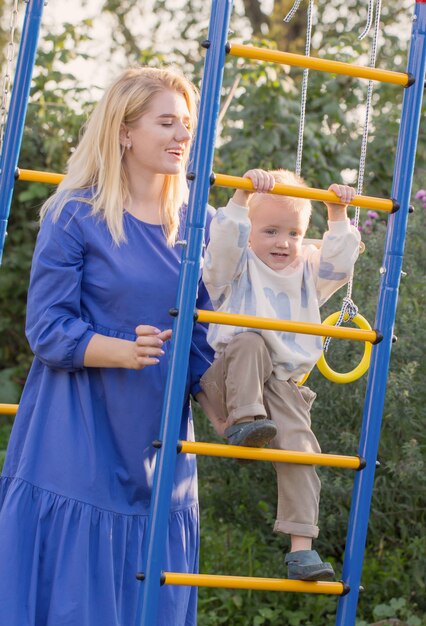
[0,0,45,265]
[135,1,234,624]
[335,4,426,625]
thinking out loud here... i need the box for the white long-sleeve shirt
[203,199,361,381]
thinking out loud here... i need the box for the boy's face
[249,198,307,271]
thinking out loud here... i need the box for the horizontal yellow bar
[229,42,411,87]
[179,440,362,469]
[196,309,379,344]
[214,173,395,213]
[16,168,396,214]
[162,572,346,595]
[17,168,64,185]
[0,403,18,415]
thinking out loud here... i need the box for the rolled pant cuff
[227,404,267,427]
[273,519,319,539]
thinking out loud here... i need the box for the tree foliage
[99,0,414,60]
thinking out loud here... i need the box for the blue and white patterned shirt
[203,199,361,381]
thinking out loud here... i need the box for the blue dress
[0,195,214,626]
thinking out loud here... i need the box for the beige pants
[200,332,321,538]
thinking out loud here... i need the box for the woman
[0,67,214,625]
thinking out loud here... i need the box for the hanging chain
[358,0,375,41]
[283,0,303,24]
[324,0,383,351]
[0,0,20,155]
[284,0,314,177]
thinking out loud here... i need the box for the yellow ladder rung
[178,440,364,469]
[158,572,349,595]
[0,403,18,415]
[196,309,381,344]
[16,167,399,215]
[17,168,64,185]
[228,42,412,87]
[213,173,397,213]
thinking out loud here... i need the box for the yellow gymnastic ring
[316,311,373,384]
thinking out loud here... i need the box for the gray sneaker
[285,550,335,581]
[224,419,277,447]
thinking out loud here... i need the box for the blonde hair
[40,66,199,245]
[250,169,312,232]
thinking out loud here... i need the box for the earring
[127,143,132,150]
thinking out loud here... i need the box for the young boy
[198,168,360,580]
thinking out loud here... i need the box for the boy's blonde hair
[40,66,199,246]
[249,169,312,233]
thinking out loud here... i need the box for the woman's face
[122,89,192,177]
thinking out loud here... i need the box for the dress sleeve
[308,218,361,307]
[188,205,215,397]
[25,201,96,371]
[202,199,250,307]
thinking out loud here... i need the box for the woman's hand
[84,326,172,369]
[131,325,172,369]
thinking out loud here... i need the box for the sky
[41,0,106,34]
[27,0,113,89]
